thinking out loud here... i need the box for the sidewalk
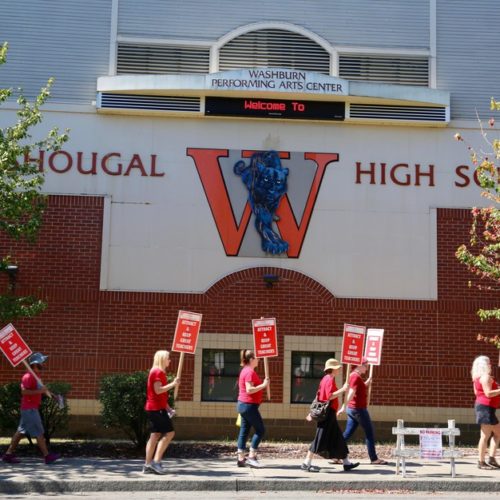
[1,457,500,494]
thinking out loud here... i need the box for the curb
[1,479,499,494]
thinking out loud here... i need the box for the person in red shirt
[2,352,60,465]
[338,357,387,465]
[143,350,180,475]
[236,349,269,468]
[301,358,359,472]
[471,355,500,469]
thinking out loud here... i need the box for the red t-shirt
[20,371,41,410]
[145,367,168,411]
[348,370,367,409]
[474,377,500,408]
[238,365,263,404]
[317,374,339,411]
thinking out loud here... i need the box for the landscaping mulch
[0,439,477,460]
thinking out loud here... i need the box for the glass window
[201,349,241,402]
[291,351,335,404]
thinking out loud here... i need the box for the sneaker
[44,452,60,464]
[300,463,320,472]
[343,462,360,471]
[2,453,21,464]
[237,458,246,467]
[142,464,155,474]
[246,457,263,468]
[150,461,167,475]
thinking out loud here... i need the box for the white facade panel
[0,108,486,300]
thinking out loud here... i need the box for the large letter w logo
[187,148,339,258]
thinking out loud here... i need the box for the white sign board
[364,328,384,365]
[419,429,443,459]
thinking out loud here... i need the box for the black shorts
[147,410,174,434]
[475,404,499,425]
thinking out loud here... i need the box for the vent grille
[99,93,201,112]
[339,55,429,86]
[117,43,209,74]
[219,29,330,74]
[350,104,446,122]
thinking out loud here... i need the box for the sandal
[371,458,389,465]
[487,457,500,469]
[478,461,495,470]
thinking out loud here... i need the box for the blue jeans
[343,407,378,462]
[237,402,265,451]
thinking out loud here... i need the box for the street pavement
[1,456,499,495]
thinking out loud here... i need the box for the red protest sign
[364,328,384,366]
[252,318,278,358]
[171,310,202,354]
[0,323,32,367]
[341,323,366,365]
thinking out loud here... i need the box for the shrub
[99,371,175,448]
[0,381,21,432]
[0,380,71,444]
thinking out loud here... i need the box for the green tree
[455,97,500,349]
[0,42,68,322]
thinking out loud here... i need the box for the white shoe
[246,457,263,468]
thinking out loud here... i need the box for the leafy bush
[0,380,71,443]
[99,371,175,448]
[0,381,21,431]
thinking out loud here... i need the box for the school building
[0,1,499,442]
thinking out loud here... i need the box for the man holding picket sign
[0,323,60,465]
[338,324,388,465]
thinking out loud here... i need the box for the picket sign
[171,311,203,399]
[340,324,365,409]
[364,328,384,406]
[392,419,462,478]
[252,317,278,401]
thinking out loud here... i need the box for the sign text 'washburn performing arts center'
[208,69,348,94]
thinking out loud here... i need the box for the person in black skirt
[300,358,360,472]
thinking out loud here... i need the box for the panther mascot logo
[234,150,289,255]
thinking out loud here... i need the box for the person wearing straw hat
[2,352,60,465]
[300,358,359,472]
[338,357,388,465]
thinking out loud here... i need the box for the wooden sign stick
[367,364,374,406]
[263,357,271,400]
[174,352,184,400]
[341,363,352,409]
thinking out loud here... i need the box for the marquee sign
[205,97,345,121]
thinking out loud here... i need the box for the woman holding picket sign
[143,350,180,475]
[236,349,269,468]
[300,358,359,472]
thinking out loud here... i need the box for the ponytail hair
[240,349,255,367]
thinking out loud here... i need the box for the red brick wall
[0,196,498,409]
